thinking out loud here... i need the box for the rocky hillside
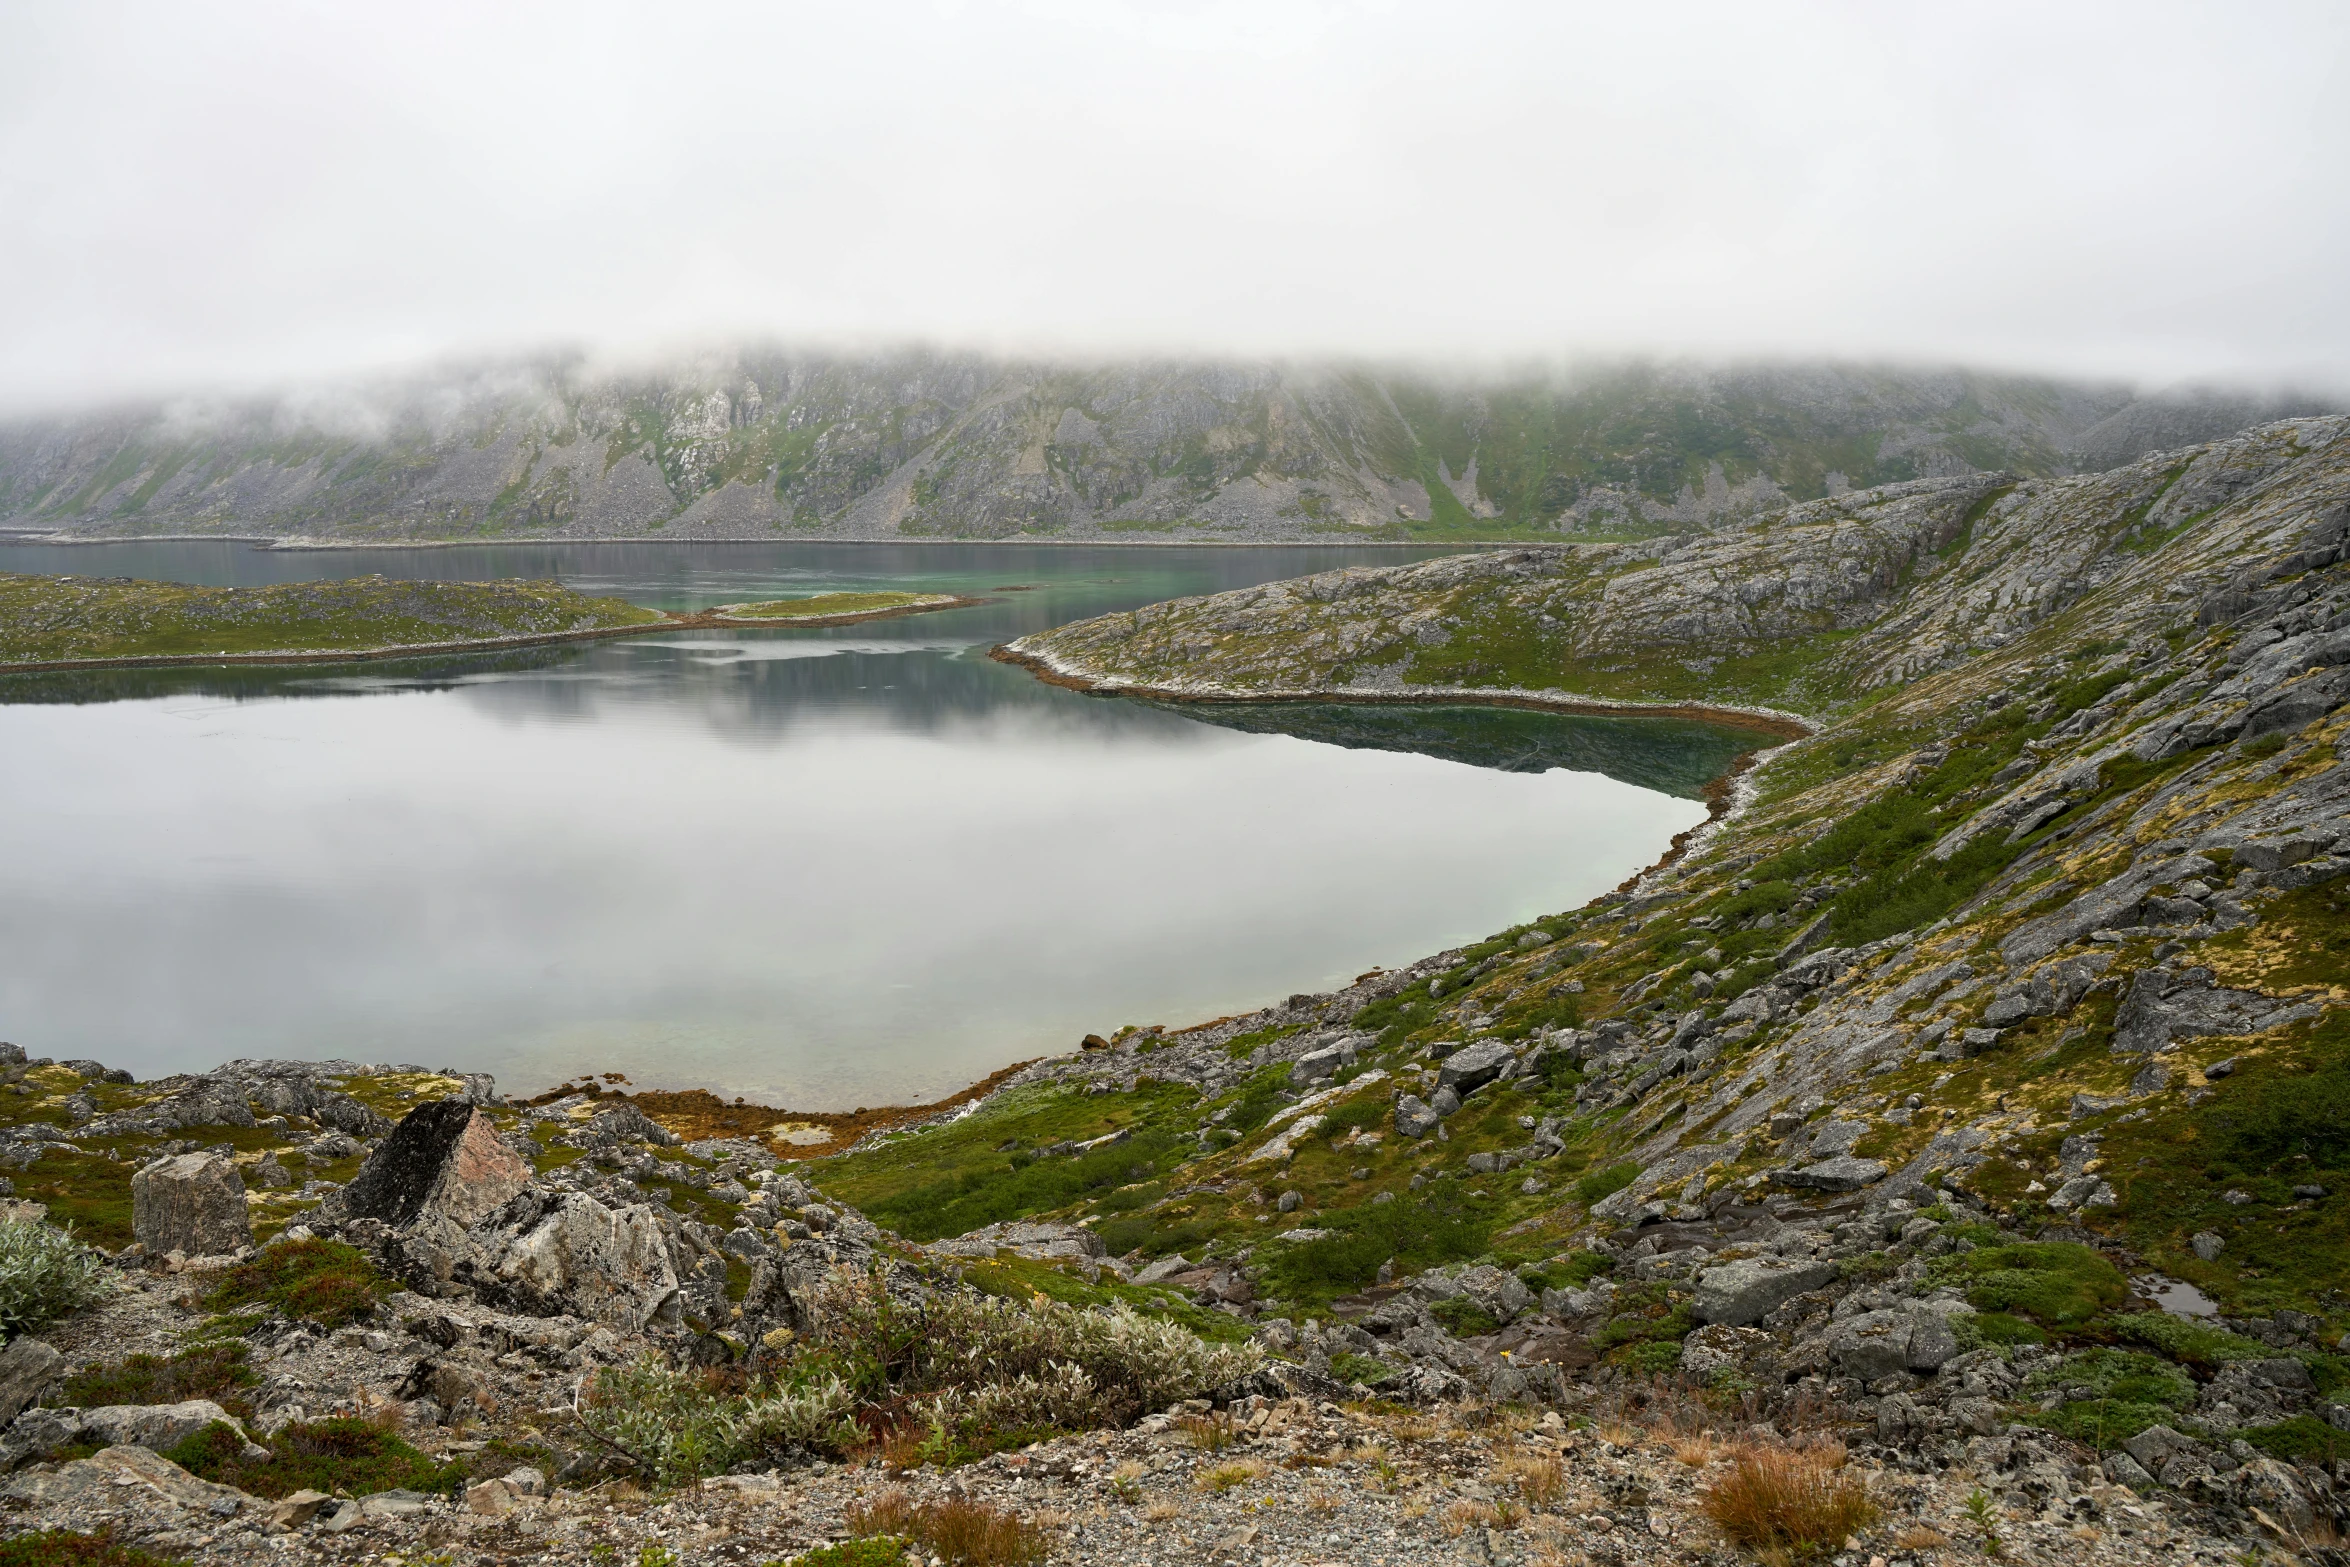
[5,353,2316,545]
[2,415,2348,1562]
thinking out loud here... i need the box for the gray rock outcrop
[131,1152,250,1257]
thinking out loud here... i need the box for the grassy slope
[0,572,663,664]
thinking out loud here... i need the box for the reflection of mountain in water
[1171,702,1760,799]
[0,637,1758,796]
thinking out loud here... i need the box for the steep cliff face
[1007,415,2350,1323]
[1,353,2254,545]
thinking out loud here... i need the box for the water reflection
[0,543,1763,1108]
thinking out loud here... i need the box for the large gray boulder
[0,1337,61,1426]
[1436,1041,1514,1093]
[1,1399,252,1470]
[343,1098,532,1230]
[1692,1257,1838,1326]
[1393,1096,1441,1139]
[131,1152,250,1256]
[1826,1307,1961,1378]
[490,1192,682,1332]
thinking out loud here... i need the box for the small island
[708,589,970,623]
[0,573,981,672]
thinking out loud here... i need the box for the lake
[0,540,1756,1108]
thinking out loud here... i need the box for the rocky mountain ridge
[3,352,2325,546]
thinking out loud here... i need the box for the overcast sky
[1,0,2344,411]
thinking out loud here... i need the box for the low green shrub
[1953,1310,2046,1349]
[2106,1312,2267,1370]
[1574,1163,1639,1205]
[201,1239,384,1328]
[1518,1250,1614,1293]
[1935,1242,2126,1330]
[63,1344,258,1416]
[1607,1340,1686,1375]
[2234,1414,2350,1465]
[1328,1351,1394,1387]
[783,1542,911,1567]
[164,1418,461,1499]
[0,1220,113,1340]
[1429,1298,1500,1338]
[2019,1349,2195,1448]
[0,1530,189,1567]
[1253,1192,1486,1300]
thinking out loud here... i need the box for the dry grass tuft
[1442,1498,1527,1536]
[1700,1444,1878,1561]
[1389,1414,1440,1444]
[1196,1459,1268,1493]
[1893,1524,1950,1551]
[1496,1453,1567,1509]
[1305,1488,1341,1514]
[1177,1412,1238,1453]
[845,1487,1052,1567]
[1672,1431,1730,1468]
[1141,1499,1182,1524]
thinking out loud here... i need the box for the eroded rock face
[343,1099,532,1230]
[490,1192,682,1332]
[0,1338,61,1427]
[130,1152,250,1256]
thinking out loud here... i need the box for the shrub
[1328,1351,1394,1387]
[572,1268,1261,1482]
[201,1239,384,1329]
[64,1344,258,1416]
[1255,1192,1487,1299]
[0,1219,114,1339]
[1430,1299,1501,1338]
[1953,1311,2046,1349]
[0,1531,189,1567]
[164,1417,461,1499]
[1575,1164,1639,1205]
[1701,1445,1878,1560]
[784,1543,912,1567]
[2235,1415,2350,1465]
[1936,1242,2126,1330]
[846,1488,1050,1566]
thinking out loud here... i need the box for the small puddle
[2144,1275,2219,1317]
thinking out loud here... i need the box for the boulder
[1692,1257,1838,1325]
[491,1192,682,1331]
[1772,1156,1887,1193]
[82,1399,249,1453]
[343,1099,532,1230]
[131,1152,251,1256]
[1436,1041,1513,1093]
[1429,1086,1463,1118]
[1826,1308,1960,1379]
[1393,1095,1440,1138]
[0,1337,61,1427]
[1289,1042,1355,1086]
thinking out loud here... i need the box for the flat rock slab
[1693,1257,1839,1326]
[1773,1155,1889,1193]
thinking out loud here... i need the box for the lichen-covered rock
[130,1151,250,1256]
[1692,1257,1839,1326]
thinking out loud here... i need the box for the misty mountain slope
[0,353,2256,545]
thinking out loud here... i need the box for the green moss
[164,1418,462,1499]
[1574,1163,1639,1205]
[1934,1242,2127,1331]
[1255,1192,1488,1307]
[1328,1351,1396,1386]
[2106,1312,2268,1370]
[1429,1298,1501,1338]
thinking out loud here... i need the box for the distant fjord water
[0,541,1753,1107]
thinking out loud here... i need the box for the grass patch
[164,1417,463,1499]
[1574,1163,1639,1205]
[2234,1414,2350,1465]
[201,1238,386,1328]
[2019,1348,2194,1448]
[1429,1298,1501,1338]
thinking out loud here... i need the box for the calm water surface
[0,541,1751,1107]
